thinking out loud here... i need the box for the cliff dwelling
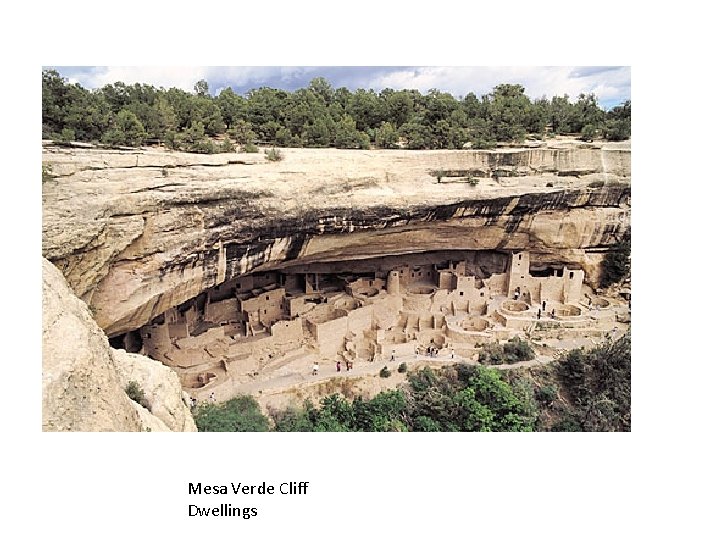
[44,141,631,412]
[41,69,633,435]
[107,248,626,401]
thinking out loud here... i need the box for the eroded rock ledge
[42,258,196,431]
[42,145,630,336]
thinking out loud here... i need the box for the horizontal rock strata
[43,145,630,336]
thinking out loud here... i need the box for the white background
[2,1,718,538]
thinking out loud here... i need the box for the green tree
[231,119,257,144]
[603,101,631,141]
[103,109,146,146]
[334,114,366,149]
[302,114,335,147]
[308,77,334,105]
[194,395,270,432]
[600,230,631,287]
[41,70,630,156]
[185,120,206,144]
[216,87,245,129]
[555,333,631,431]
[272,401,316,431]
[572,93,605,134]
[383,90,414,128]
[194,79,210,96]
[549,94,574,134]
[146,96,177,141]
[580,124,597,142]
[486,84,532,143]
[42,69,69,137]
[466,367,534,431]
[348,88,380,133]
[527,96,550,134]
[375,121,398,148]
[469,117,497,149]
[399,118,435,149]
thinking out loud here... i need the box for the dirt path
[228,348,557,400]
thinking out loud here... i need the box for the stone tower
[387,270,401,295]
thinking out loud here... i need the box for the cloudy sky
[49,66,630,109]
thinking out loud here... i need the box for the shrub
[546,182,553,187]
[580,124,596,142]
[125,381,150,410]
[189,137,219,154]
[59,127,76,142]
[193,395,270,432]
[602,119,631,141]
[502,337,535,363]
[398,362,408,373]
[476,342,505,365]
[42,164,53,183]
[589,180,605,188]
[219,138,236,153]
[244,143,259,153]
[477,338,534,364]
[600,232,631,287]
[468,176,479,187]
[535,385,558,406]
[554,333,631,431]
[379,366,391,378]
[264,148,284,161]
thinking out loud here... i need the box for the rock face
[42,258,196,431]
[42,144,630,336]
[112,349,196,432]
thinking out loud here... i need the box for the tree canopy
[42,70,631,153]
[192,333,630,433]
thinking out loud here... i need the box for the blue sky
[49,66,630,109]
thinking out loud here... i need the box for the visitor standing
[336,360,341,372]
[312,362,319,376]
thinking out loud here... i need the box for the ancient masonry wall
[131,249,606,395]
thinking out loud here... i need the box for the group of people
[188,392,215,408]
[536,300,557,320]
[312,359,355,376]
[335,360,353,372]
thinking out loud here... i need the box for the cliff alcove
[43,144,631,410]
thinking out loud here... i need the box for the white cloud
[59,66,630,106]
[68,66,319,93]
[366,66,630,104]
[68,66,209,91]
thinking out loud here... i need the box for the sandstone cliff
[42,144,630,336]
[42,258,196,431]
[112,349,196,432]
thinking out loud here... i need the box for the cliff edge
[42,258,196,431]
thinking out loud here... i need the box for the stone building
[128,250,600,399]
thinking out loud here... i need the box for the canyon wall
[42,258,196,431]
[42,144,630,336]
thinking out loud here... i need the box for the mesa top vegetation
[42,70,631,153]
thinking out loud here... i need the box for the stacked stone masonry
[112,249,620,401]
